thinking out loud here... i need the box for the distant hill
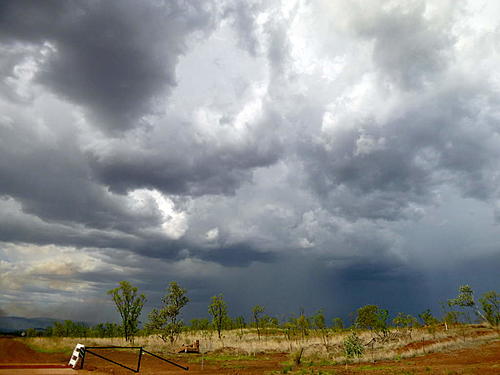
[0,316,60,333]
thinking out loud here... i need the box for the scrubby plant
[418,309,439,326]
[343,330,364,359]
[252,304,265,340]
[479,291,500,327]
[208,294,228,340]
[448,285,477,323]
[393,312,418,338]
[145,281,189,343]
[313,309,329,345]
[355,305,389,340]
[332,317,344,332]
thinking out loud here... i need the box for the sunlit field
[24,324,498,364]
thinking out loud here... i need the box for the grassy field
[5,325,498,375]
[23,323,498,364]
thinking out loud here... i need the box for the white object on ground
[68,343,85,369]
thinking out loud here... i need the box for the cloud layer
[1,0,499,321]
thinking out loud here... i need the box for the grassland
[23,323,498,365]
[4,324,498,374]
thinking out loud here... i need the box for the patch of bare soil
[80,350,287,374]
[0,337,67,364]
[341,338,500,375]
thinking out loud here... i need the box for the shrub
[343,331,364,359]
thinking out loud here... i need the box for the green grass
[357,365,393,371]
[188,353,266,363]
[22,339,73,356]
[268,369,337,375]
[221,363,249,369]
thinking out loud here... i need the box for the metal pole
[80,349,86,369]
[84,349,139,373]
[142,349,189,371]
[136,347,143,372]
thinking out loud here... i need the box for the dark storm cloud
[0,205,175,258]
[336,259,412,282]
[1,0,499,323]
[0,194,278,269]
[0,113,164,232]
[86,100,285,196]
[87,133,282,197]
[197,242,277,267]
[0,0,218,132]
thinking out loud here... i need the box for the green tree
[355,305,378,330]
[479,291,500,327]
[296,309,310,339]
[146,281,189,343]
[332,317,344,331]
[208,294,228,339]
[252,305,265,340]
[261,314,279,329]
[107,281,146,343]
[448,284,477,323]
[313,309,326,330]
[25,328,40,337]
[418,309,439,326]
[52,321,65,337]
[355,305,389,339]
[313,309,329,345]
[189,318,211,331]
[443,310,461,325]
[392,312,418,338]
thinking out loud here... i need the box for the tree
[234,315,246,339]
[313,309,329,345]
[313,309,326,330]
[260,314,279,329]
[355,305,378,330]
[392,312,418,338]
[208,294,228,339]
[146,281,189,343]
[332,317,344,331]
[355,305,389,339]
[252,305,265,340]
[189,318,211,331]
[442,310,461,326]
[296,309,310,339]
[448,284,477,323]
[479,291,500,327]
[107,281,146,343]
[418,309,439,326]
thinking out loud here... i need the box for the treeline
[25,321,122,338]
[25,283,499,341]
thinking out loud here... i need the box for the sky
[0,0,499,325]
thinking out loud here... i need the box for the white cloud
[205,227,219,241]
[128,189,188,239]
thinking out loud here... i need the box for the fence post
[137,347,143,372]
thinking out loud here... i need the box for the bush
[343,331,364,359]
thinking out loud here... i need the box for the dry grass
[23,324,499,366]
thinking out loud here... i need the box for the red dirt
[1,336,499,374]
[0,337,68,364]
